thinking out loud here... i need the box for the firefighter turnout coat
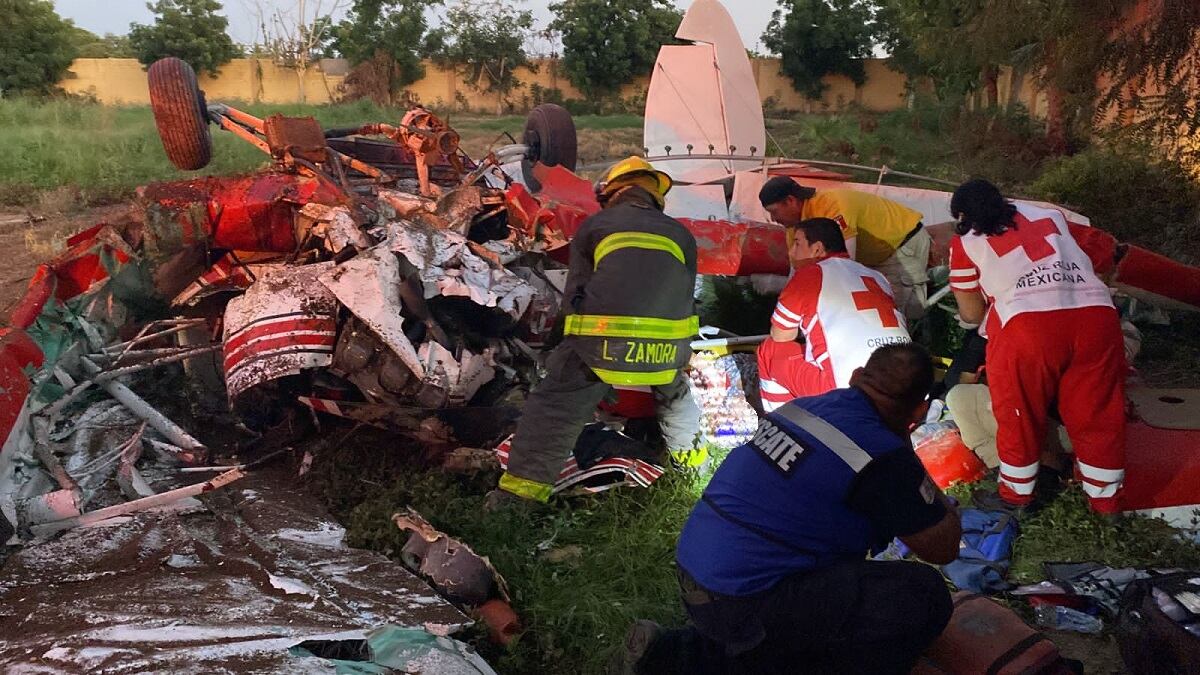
[559,189,699,386]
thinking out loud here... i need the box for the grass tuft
[308,426,719,674]
[0,98,646,208]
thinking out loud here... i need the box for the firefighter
[487,157,704,507]
[759,217,911,411]
[758,176,931,322]
[948,179,1126,514]
[615,343,961,674]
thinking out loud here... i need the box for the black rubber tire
[147,57,212,171]
[523,104,577,171]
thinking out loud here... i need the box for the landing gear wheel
[523,104,577,171]
[147,57,212,171]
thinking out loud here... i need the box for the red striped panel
[297,397,343,416]
[224,334,335,372]
[225,315,335,355]
[493,434,665,492]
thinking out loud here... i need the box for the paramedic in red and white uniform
[948,179,1126,514]
[758,217,911,411]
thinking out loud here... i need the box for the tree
[249,0,345,103]
[872,0,985,102]
[876,0,1156,153]
[762,0,876,100]
[0,0,78,96]
[129,0,240,77]
[425,0,535,112]
[71,29,136,58]
[549,0,681,99]
[961,1,1119,152]
[332,0,435,103]
[1096,0,1200,161]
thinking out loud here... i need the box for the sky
[52,0,778,54]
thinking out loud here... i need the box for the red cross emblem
[852,276,900,328]
[987,215,1059,262]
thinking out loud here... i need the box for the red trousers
[987,306,1127,513]
[757,339,836,412]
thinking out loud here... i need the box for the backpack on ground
[1116,571,1200,674]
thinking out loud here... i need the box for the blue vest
[676,388,907,596]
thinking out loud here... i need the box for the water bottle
[1033,605,1103,634]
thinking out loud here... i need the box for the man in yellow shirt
[758,176,931,321]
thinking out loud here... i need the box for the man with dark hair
[758,176,931,321]
[615,342,962,675]
[758,217,911,411]
[948,178,1126,514]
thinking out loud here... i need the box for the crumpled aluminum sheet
[0,471,468,673]
[299,203,373,254]
[417,342,495,405]
[318,246,426,381]
[387,222,535,320]
[223,263,338,399]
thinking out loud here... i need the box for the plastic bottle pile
[688,353,762,449]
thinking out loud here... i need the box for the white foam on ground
[273,522,346,549]
[269,574,317,598]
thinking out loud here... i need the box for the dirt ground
[0,203,134,317]
[1050,632,1126,673]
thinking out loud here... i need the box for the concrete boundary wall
[58,57,1058,118]
[58,56,948,114]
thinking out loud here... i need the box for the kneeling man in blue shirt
[618,342,962,674]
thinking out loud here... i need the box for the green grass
[314,424,1200,675]
[308,427,714,674]
[462,113,644,132]
[946,480,1200,583]
[0,97,647,207]
[763,102,1056,192]
[1136,313,1200,388]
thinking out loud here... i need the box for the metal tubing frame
[211,113,272,155]
[642,153,959,188]
[213,105,266,133]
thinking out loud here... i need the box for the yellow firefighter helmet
[595,156,673,207]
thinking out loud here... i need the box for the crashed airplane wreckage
[3,0,1200,666]
[5,18,1200,544]
[0,7,1199,675]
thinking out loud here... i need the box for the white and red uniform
[758,254,911,411]
[949,203,1127,513]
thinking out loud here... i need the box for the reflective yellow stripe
[670,446,710,468]
[591,367,678,386]
[563,314,699,340]
[593,232,685,269]
[499,472,554,502]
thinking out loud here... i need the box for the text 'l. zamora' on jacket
[559,190,699,387]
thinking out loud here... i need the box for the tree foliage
[1097,0,1200,158]
[128,0,240,77]
[333,0,434,91]
[762,0,876,100]
[425,0,534,98]
[0,0,79,96]
[872,0,984,100]
[71,28,136,59]
[873,0,1152,151]
[549,0,682,99]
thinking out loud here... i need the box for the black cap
[759,176,816,207]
